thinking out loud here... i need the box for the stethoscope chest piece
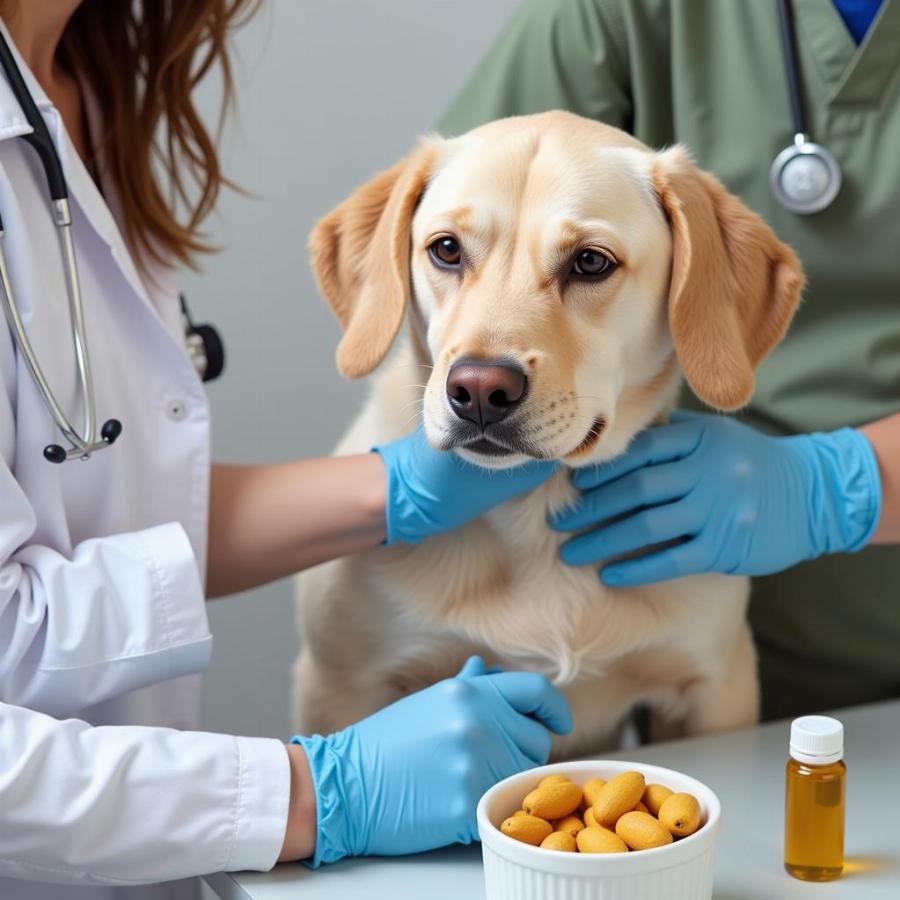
[771,0,842,215]
[770,135,842,215]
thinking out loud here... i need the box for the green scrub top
[439,0,900,720]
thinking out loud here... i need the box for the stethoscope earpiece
[43,444,67,465]
[43,419,123,463]
[102,419,123,444]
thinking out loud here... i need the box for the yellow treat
[592,771,646,828]
[540,830,577,852]
[512,809,528,818]
[539,774,572,787]
[501,814,553,846]
[632,800,650,814]
[552,814,584,836]
[583,807,598,828]
[658,792,702,837]
[615,811,674,850]
[642,783,674,817]
[523,780,583,820]
[576,825,629,854]
[581,777,607,811]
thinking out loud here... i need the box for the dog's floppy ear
[308,139,439,378]
[651,147,804,411]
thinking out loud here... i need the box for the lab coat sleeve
[438,0,633,136]
[0,327,212,718]
[0,701,290,884]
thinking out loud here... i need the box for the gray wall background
[183,0,522,739]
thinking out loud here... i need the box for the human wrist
[290,731,365,867]
[278,743,318,862]
[359,451,388,541]
[785,428,882,557]
[372,441,425,546]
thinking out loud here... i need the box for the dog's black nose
[446,358,527,427]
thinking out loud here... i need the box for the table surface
[205,699,900,900]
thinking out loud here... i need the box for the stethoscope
[770,0,842,214]
[0,29,223,464]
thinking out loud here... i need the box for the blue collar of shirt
[831,0,884,43]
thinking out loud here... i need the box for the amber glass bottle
[784,716,846,882]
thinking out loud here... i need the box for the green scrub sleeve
[438,0,633,136]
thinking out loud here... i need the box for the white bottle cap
[790,716,844,765]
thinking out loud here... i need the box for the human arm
[207,428,556,597]
[207,454,387,597]
[0,701,293,884]
[551,410,883,587]
[859,413,900,542]
[0,662,567,883]
[279,743,317,862]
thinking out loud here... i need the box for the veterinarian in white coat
[0,2,572,897]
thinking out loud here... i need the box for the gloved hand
[292,656,572,866]
[551,411,881,587]
[374,427,557,545]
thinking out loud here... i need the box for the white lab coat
[0,24,289,899]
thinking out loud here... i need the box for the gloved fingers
[551,459,698,531]
[485,671,573,735]
[457,656,506,679]
[559,501,700,568]
[600,536,711,587]
[457,655,489,678]
[500,710,555,767]
[570,420,702,491]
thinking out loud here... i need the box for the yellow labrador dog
[295,111,802,757]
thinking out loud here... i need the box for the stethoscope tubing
[776,0,808,142]
[0,29,118,461]
[0,25,67,202]
[0,232,79,446]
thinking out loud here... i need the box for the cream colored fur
[294,112,803,757]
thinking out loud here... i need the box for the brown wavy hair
[54,0,261,270]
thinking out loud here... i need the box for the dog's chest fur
[350,472,748,754]
[370,471,732,688]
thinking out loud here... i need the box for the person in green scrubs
[439,0,900,721]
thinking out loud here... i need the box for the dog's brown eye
[572,249,615,279]
[429,236,462,269]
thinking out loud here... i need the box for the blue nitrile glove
[292,656,572,866]
[374,427,557,544]
[551,410,881,588]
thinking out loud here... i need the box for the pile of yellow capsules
[499,771,704,853]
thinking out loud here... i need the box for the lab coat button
[166,399,188,421]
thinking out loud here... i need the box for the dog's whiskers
[400,397,426,414]
[401,408,425,429]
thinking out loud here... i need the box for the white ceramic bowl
[477,760,721,900]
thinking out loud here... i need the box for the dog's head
[310,111,803,468]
